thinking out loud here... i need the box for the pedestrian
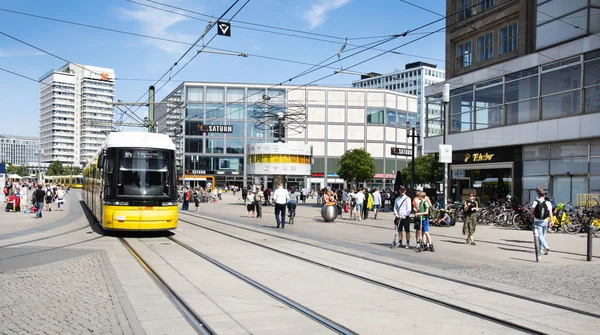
[55,187,66,211]
[416,192,434,252]
[372,187,382,219]
[363,188,372,219]
[531,186,553,257]
[255,187,264,218]
[44,185,53,211]
[413,191,422,246]
[246,190,255,217]
[193,189,200,212]
[301,187,308,203]
[272,183,289,228]
[20,187,29,213]
[242,188,248,202]
[392,186,412,248]
[463,192,479,245]
[263,187,271,206]
[33,185,45,219]
[354,188,365,221]
[182,187,190,210]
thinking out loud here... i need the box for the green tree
[337,148,376,189]
[4,163,28,177]
[46,160,65,176]
[401,154,444,186]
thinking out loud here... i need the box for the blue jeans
[534,220,549,251]
[36,201,43,218]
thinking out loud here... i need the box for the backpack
[350,196,357,207]
[534,200,549,220]
[46,190,52,197]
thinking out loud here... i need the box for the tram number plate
[138,206,153,209]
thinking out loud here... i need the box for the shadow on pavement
[440,239,468,245]
[501,239,531,244]
[509,257,537,263]
[498,247,531,253]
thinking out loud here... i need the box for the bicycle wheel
[513,214,527,230]
[564,214,582,234]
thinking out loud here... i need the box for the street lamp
[406,120,420,194]
[442,83,450,209]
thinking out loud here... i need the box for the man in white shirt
[272,183,290,228]
[354,190,365,221]
[372,188,382,219]
[393,186,412,249]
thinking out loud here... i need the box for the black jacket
[34,189,46,202]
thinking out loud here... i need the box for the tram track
[259,208,600,259]
[179,211,600,321]
[0,225,93,249]
[119,237,217,335]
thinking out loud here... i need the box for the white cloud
[118,2,199,54]
[302,0,352,29]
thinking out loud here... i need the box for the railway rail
[179,211,600,321]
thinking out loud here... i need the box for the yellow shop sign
[465,152,495,163]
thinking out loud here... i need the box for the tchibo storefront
[424,37,600,205]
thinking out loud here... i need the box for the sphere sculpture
[321,204,338,222]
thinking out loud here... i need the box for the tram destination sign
[198,125,233,133]
[390,147,412,156]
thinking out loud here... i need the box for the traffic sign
[217,21,231,36]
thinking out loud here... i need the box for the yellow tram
[82,132,178,231]
[44,175,84,189]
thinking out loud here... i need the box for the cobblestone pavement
[448,263,600,306]
[0,252,138,335]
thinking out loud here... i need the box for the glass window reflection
[207,139,224,154]
[205,104,225,120]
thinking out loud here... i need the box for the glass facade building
[156,83,418,190]
[0,134,40,166]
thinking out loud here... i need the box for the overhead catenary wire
[0,7,443,73]
[157,0,499,130]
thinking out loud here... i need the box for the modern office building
[156,82,419,190]
[0,134,40,166]
[352,62,446,138]
[424,0,600,204]
[39,63,115,166]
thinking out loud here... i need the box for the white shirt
[372,191,382,205]
[272,187,290,204]
[394,194,412,218]
[354,192,365,204]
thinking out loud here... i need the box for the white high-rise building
[39,63,115,166]
[0,134,39,166]
[352,62,445,140]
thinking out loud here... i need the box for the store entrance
[451,163,513,205]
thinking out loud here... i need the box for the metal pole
[587,226,593,261]
[411,126,415,194]
[443,101,449,209]
[148,86,155,133]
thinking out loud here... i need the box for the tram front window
[117,150,173,197]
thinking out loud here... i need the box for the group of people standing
[3,181,67,218]
[392,186,435,252]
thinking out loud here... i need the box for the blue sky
[0,0,446,137]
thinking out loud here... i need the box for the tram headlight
[162,201,176,206]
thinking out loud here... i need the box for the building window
[541,57,582,119]
[367,109,384,124]
[458,0,493,21]
[476,33,493,62]
[584,50,600,114]
[456,41,472,68]
[499,23,518,55]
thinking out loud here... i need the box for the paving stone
[0,252,138,334]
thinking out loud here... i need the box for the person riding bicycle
[288,187,300,219]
